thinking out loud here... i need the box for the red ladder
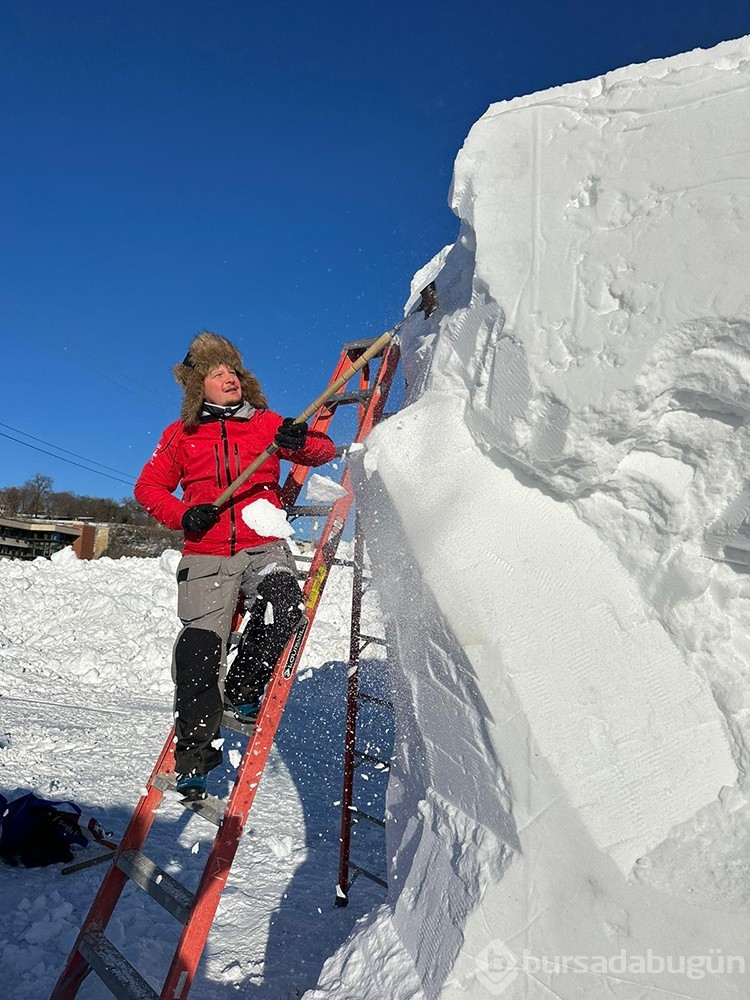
[50,335,401,1000]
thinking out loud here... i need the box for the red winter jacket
[134,408,336,556]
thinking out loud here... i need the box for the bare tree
[21,474,54,517]
[0,486,22,516]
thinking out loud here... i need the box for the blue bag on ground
[0,792,90,867]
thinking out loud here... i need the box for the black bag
[0,792,92,867]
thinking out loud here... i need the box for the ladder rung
[348,860,387,889]
[326,390,373,407]
[353,749,390,770]
[357,691,394,711]
[722,544,750,565]
[116,850,194,925]
[358,634,387,647]
[152,773,225,827]
[78,930,159,1000]
[710,532,750,554]
[287,504,335,519]
[62,846,117,875]
[220,709,257,736]
[350,807,385,829]
[342,336,383,352]
[296,553,357,568]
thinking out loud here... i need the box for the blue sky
[2,0,748,499]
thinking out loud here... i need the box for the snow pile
[0,549,180,696]
[309,35,750,1000]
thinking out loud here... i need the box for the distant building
[0,517,100,560]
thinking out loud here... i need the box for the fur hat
[173,331,268,426]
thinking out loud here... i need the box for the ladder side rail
[361,341,399,439]
[336,508,366,905]
[336,362,371,903]
[334,345,399,904]
[50,734,178,1000]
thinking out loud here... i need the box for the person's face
[203,364,242,406]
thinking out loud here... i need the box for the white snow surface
[308,35,750,1000]
[0,546,388,998]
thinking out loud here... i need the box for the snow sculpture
[309,35,750,1000]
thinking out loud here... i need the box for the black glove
[274,417,308,452]
[182,503,220,534]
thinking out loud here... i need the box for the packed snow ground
[0,544,389,998]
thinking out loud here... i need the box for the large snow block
[367,398,735,875]
[308,34,750,1000]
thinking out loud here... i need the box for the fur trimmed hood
[173,331,268,426]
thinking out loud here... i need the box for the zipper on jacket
[213,444,222,488]
[220,418,237,555]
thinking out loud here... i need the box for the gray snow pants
[172,542,304,776]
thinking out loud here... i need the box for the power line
[0,421,135,480]
[0,430,135,488]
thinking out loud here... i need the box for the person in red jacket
[135,331,335,800]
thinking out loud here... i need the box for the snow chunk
[305,474,347,503]
[240,499,294,538]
